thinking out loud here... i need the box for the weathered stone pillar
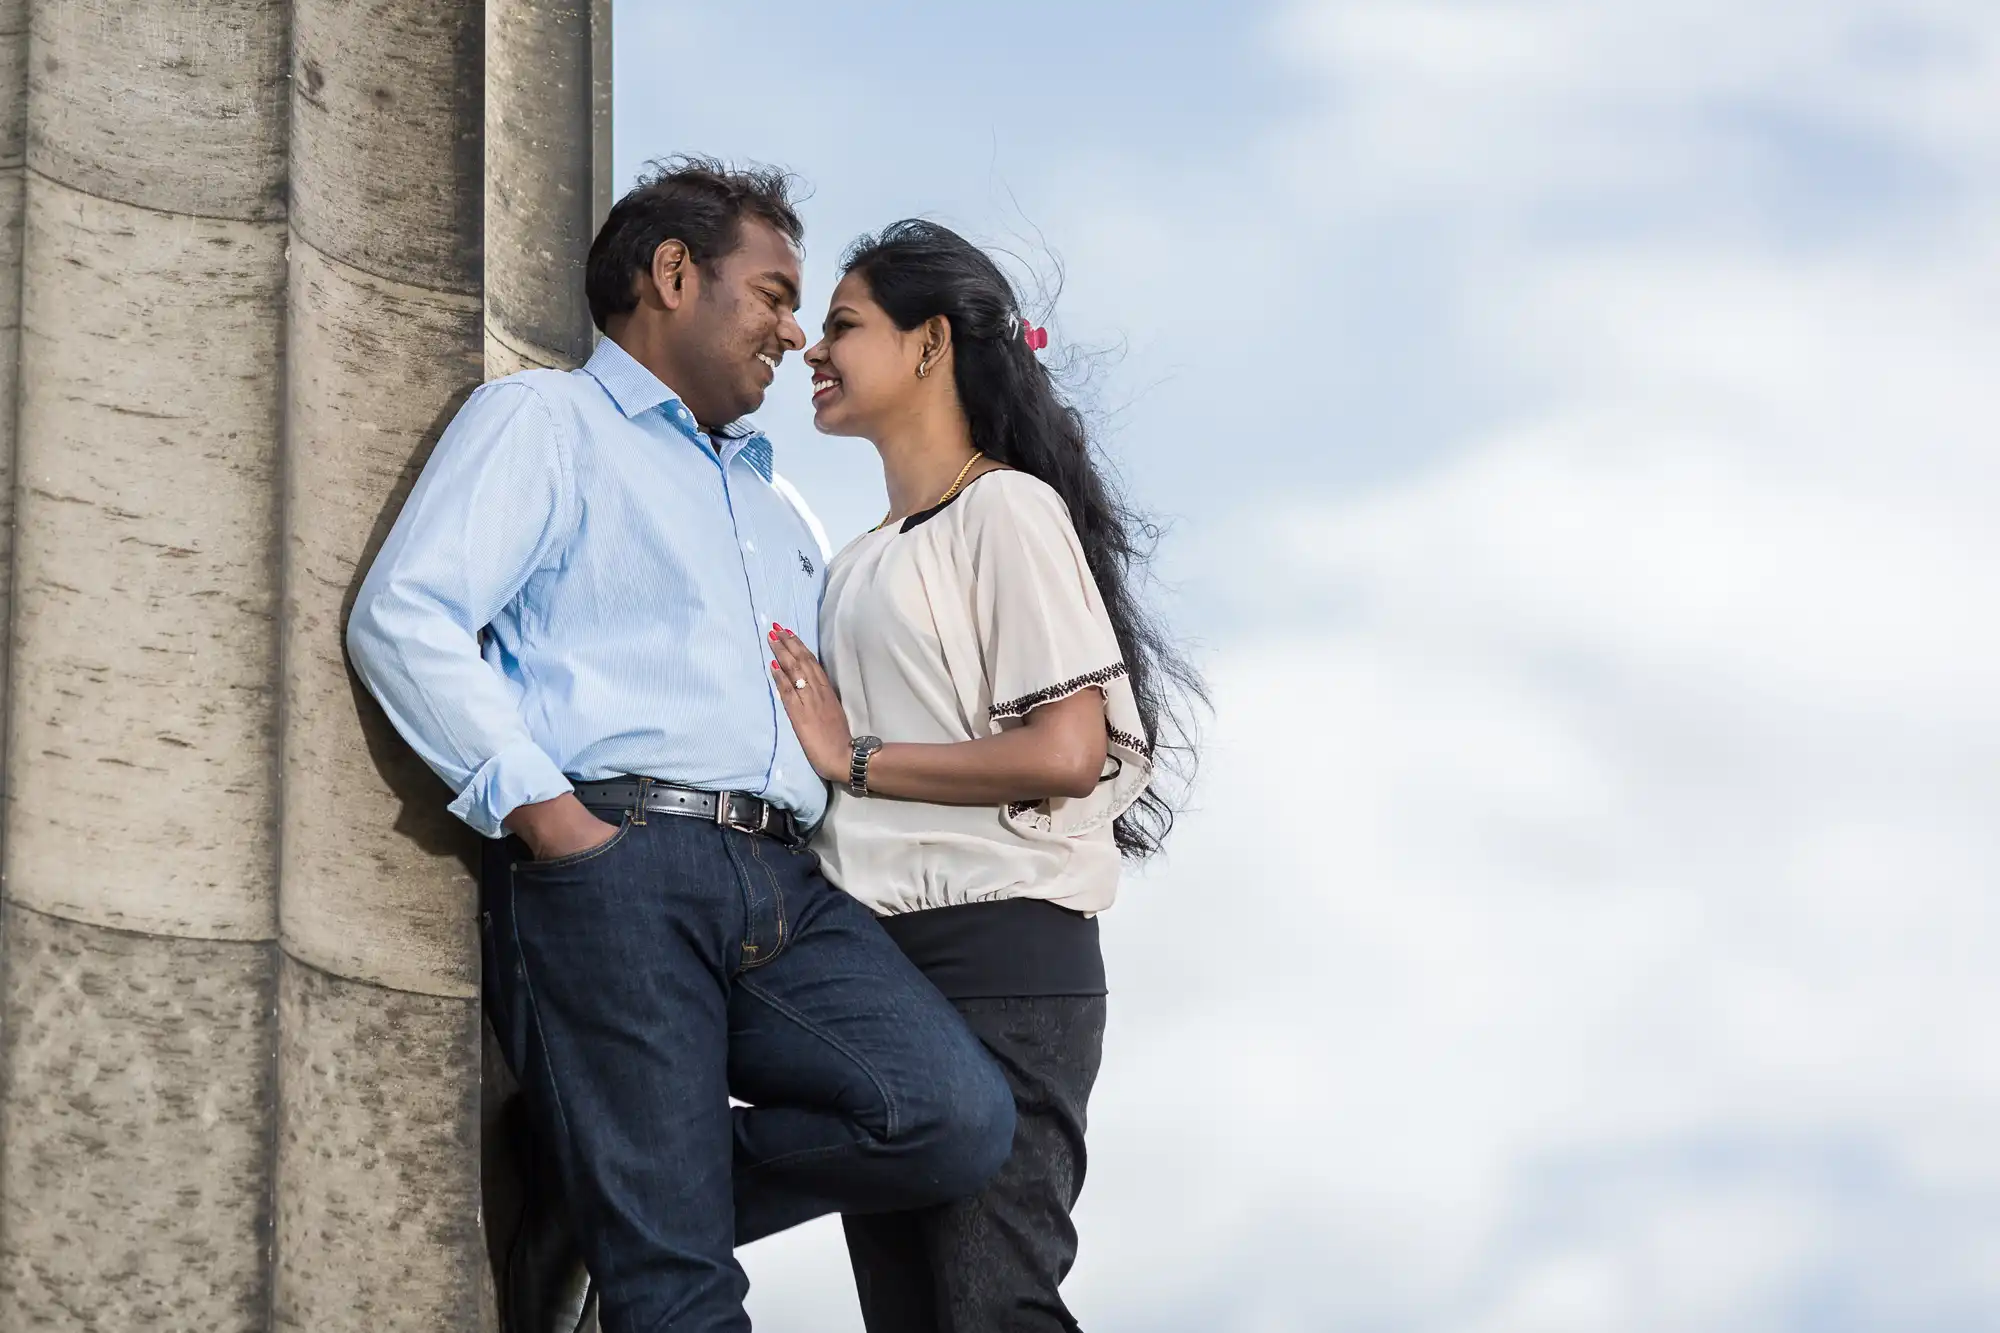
[593,0,612,247]
[0,8,24,1304]
[485,0,611,377]
[276,2,488,1329]
[0,0,289,1325]
[0,2,609,1321]
[0,0,24,724]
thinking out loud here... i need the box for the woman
[766,220,1200,1332]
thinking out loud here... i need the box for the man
[347,157,1016,1333]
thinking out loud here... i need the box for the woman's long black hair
[842,220,1206,858]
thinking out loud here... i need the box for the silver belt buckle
[715,792,770,837]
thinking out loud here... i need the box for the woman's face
[804,271,924,438]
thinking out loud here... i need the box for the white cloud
[1270,0,2000,208]
[1060,439,1999,1327]
[1040,3,2000,1322]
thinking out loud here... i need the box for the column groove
[275,1,490,1327]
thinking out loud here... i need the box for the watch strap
[849,735,884,796]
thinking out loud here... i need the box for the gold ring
[794,678,807,690]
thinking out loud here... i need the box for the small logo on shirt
[798,551,816,575]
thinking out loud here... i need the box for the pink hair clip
[1021,319,1048,352]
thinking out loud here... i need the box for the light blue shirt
[347,338,829,838]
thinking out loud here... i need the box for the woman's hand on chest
[769,624,855,782]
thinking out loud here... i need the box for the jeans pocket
[517,816,634,875]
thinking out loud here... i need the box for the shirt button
[744,541,756,552]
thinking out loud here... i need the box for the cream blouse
[812,469,1152,916]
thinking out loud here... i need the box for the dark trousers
[479,811,1018,1333]
[843,996,1107,1333]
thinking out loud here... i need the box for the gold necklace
[872,453,984,532]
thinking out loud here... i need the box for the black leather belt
[570,776,810,848]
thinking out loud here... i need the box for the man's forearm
[342,378,581,838]
[347,583,574,837]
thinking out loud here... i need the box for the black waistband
[570,777,808,848]
[877,897,1106,1000]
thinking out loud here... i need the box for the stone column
[276,2,488,1329]
[0,1,289,1326]
[0,0,24,725]
[593,0,612,237]
[485,0,611,378]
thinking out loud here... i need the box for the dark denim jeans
[480,809,1017,1333]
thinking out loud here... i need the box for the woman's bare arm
[769,625,1107,806]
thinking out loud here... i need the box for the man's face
[674,218,805,427]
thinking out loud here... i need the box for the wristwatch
[849,735,884,796]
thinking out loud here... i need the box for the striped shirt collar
[583,336,774,482]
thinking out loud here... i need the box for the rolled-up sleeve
[346,381,580,837]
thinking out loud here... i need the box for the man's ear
[645,239,692,313]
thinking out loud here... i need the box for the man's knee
[902,1047,1017,1202]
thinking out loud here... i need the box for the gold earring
[916,360,929,379]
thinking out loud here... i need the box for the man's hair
[585,155,805,332]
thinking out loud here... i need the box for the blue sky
[615,3,2000,1328]
[611,0,1446,627]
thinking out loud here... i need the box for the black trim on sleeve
[1108,725,1152,757]
[990,663,1129,721]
